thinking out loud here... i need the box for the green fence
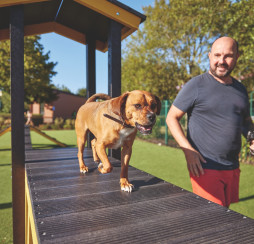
[156,100,187,145]
[250,91,254,117]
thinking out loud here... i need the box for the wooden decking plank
[26,159,133,175]
[27,165,144,182]
[27,169,149,190]
[30,183,186,218]
[29,176,164,201]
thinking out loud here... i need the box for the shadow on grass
[0,164,11,167]
[0,202,12,210]
[239,195,254,202]
[0,148,11,152]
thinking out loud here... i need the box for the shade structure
[0,0,146,52]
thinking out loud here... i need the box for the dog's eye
[151,103,156,110]
[134,104,142,109]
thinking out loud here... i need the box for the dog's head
[111,90,161,135]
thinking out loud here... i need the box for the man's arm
[166,104,206,177]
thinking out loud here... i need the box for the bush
[37,118,76,130]
[50,124,60,130]
[0,113,11,119]
[63,119,75,129]
[0,116,4,127]
[54,117,64,129]
[39,123,52,130]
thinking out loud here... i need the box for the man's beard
[210,64,233,79]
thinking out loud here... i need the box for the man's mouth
[135,122,154,135]
[217,64,228,71]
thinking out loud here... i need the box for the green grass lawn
[1,129,254,243]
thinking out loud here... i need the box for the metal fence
[250,91,254,117]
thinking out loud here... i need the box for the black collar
[103,114,134,129]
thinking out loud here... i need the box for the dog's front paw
[98,163,113,174]
[80,165,89,173]
[120,178,134,193]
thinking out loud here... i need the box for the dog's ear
[155,96,161,115]
[111,92,129,117]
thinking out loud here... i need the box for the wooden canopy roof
[0,0,146,52]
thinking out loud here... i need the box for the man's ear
[236,52,240,60]
[110,92,129,117]
[155,96,161,115]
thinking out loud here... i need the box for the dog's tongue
[136,123,153,135]
[141,125,152,132]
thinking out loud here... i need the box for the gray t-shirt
[173,72,251,170]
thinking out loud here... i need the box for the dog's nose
[147,113,156,123]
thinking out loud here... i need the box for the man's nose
[218,56,226,63]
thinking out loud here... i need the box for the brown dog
[75,90,161,192]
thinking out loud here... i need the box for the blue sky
[40,0,155,94]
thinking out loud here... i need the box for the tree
[122,0,254,99]
[222,0,254,91]
[0,90,11,113]
[76,88,87,97]
[55,84,72,93]
[0,35,57,104]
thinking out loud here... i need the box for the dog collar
[103,114,135,129]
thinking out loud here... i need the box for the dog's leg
[91,138,100,164]
[120,144,134,192]
[95,142,113,174]
[77,131,89,173]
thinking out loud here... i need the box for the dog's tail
[85,93,112,103]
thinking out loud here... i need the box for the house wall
[49,92,86,121]
[31,91,86,123]
[31,103,40,114]
[43,104,54,123]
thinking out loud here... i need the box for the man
[166,36,254,207]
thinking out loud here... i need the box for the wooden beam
[74,0,141,29]
[10,5,25,244]
[108,19,122,160]
[25,172,39,244]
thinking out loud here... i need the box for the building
[31,90,86,123]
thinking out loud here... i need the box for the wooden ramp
[25,145,254,243]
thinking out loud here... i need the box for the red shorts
[190,168,240,207]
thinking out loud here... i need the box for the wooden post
[86,36,96,98]
[10,5,25,244]
[108,20,122,160]
[86,36,96,148]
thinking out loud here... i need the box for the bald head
[211,37,239,54]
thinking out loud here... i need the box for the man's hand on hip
[183,148,207,177]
